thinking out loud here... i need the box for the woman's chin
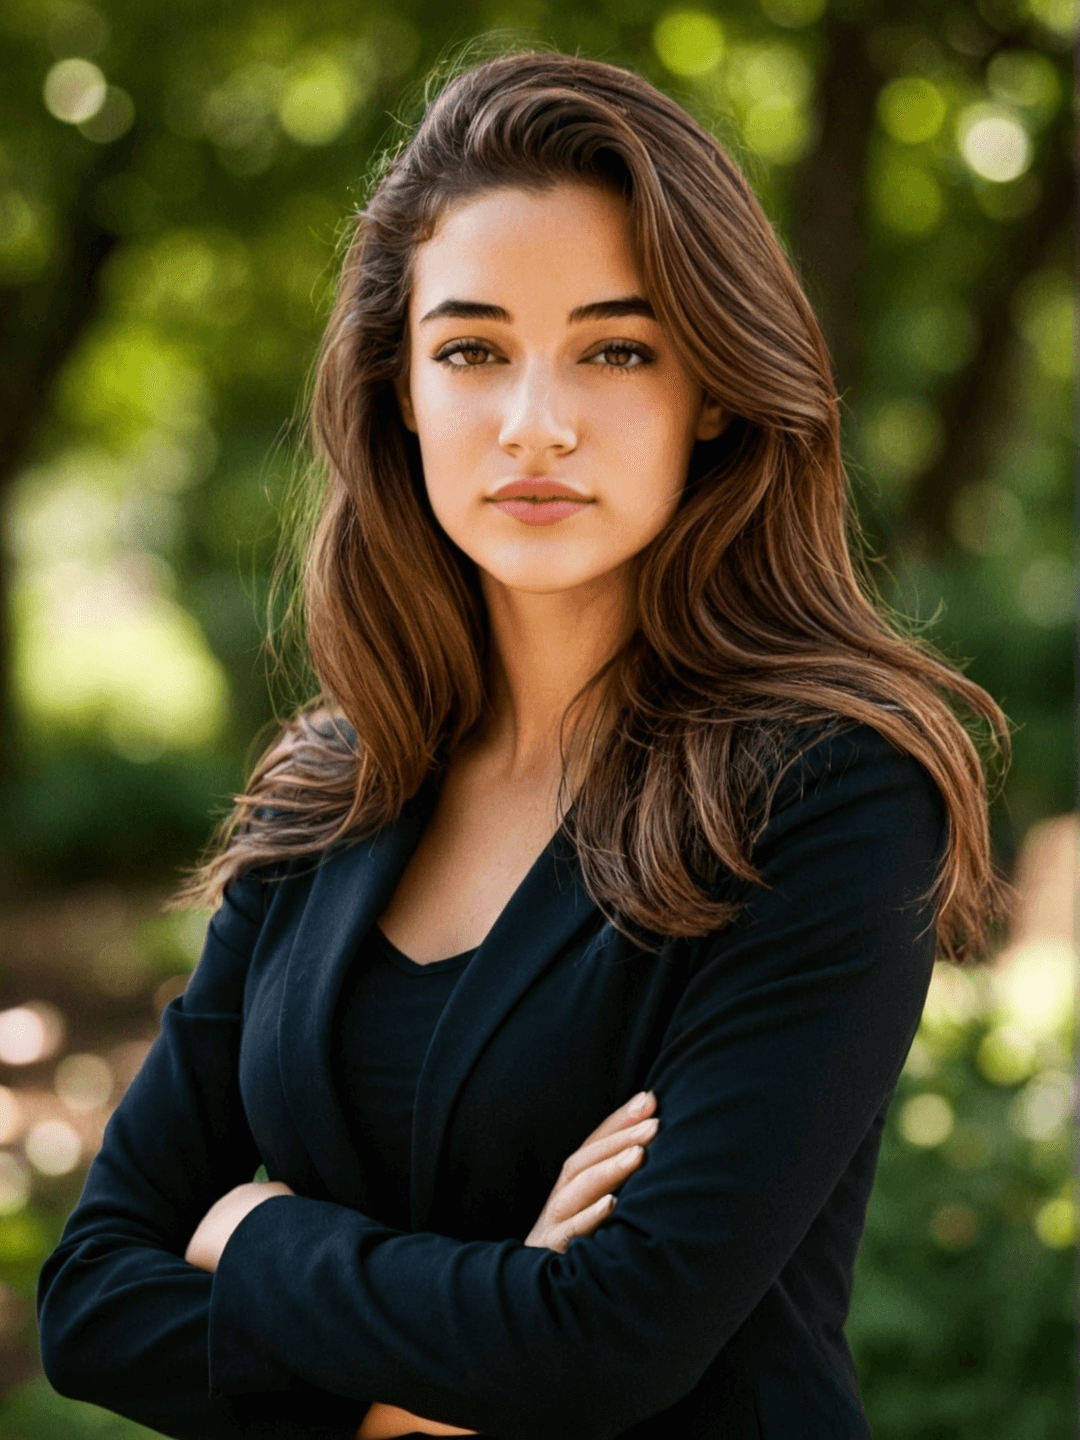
[475,561,625,600]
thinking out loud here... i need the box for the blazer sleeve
[204,726,948,1440]
[35,870,367,1440]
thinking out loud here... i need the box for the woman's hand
[356,1092,659,1438]
[184,1179,295,1274]
[355,1405,477,1438]
[525,1089,658,1252]
[187,1101,658,1438]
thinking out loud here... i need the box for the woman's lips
[490,497,591,525]
[488,479,593,526]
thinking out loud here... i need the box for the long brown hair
[180,49,1010,962]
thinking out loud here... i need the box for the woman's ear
[394,375,418,434]
[695,393,730,443]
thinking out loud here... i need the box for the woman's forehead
[408,184,646,323]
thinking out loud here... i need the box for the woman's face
[395,183,727,598]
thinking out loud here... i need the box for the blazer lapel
[410,826,599,1231]
[276,780,437,1206]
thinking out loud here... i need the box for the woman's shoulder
[758,712,947,852]
[774,711,911,783]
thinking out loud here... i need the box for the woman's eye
[433,340,652,370]
[435,341,496,367]
[589,343,652,370]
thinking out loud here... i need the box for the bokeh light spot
[877,77,947,144]
[25,1119,82,1176]
[958,105,1031,183]
[0,1212,47,1264]
[1034,1195,1075,1248]
[1027,0,1078,39]
[43,58,107,124]
[1008,1070,1074,1142]
[743,97,814,165]
[899,1092,955,1147]
[278,55,361,145]
[992,939,1075,1040]
[987,50,1061,113]
[737,43,813,105]
[1012,269,1074,379]
[862,397,944,486]
[0,1004,64,1066]
[950,481,1023,556]
[976,1025,1039,1086]
[870,155,944,236]
[901,1036,936,1080]
[1016,555,1074,629]
[55,1053,113,1111]
[78,86,135,144]
[653,12,726,76]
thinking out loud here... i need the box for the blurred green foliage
[0,1379,154,1440]
[847,943,1075,1439]
[0,0,1074,880]
[0,0,1074,1434]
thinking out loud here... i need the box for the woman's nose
[497,362,578,455]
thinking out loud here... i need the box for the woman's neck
[475,568,634,783]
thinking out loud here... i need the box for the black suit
[37,723,946,1439]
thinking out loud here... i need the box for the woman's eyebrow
[418,296,656,324]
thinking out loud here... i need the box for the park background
[0,0,1074,1435]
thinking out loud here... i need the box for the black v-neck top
[332,925,477,1230]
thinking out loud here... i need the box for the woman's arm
[204,729,946,1440]
[35,872,368,1440]
[186,1095,662,1439]
[184,1090,660,1272]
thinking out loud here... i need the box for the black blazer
[37,723,946,1440]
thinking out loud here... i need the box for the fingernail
[628,1091,651,1116]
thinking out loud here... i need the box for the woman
[37,49,1008,1440]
